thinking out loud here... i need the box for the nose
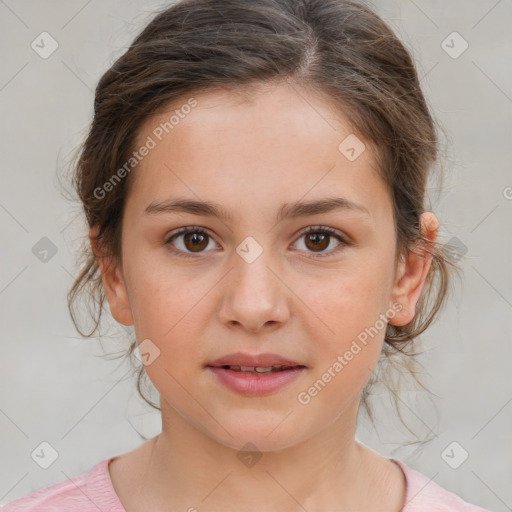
[217,249,290,333]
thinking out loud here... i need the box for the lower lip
[206,366,306,396]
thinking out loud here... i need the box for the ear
[388,212,439,326]
[89,227,134,326]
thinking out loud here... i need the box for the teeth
[226,365,292,373]
[254,366,274,373]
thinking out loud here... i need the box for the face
[96,80,436,451]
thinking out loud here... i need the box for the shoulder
[391,459,492,512]
[1,458,125,512]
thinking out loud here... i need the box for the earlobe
[89,227,134,327]
[388,212,439,326]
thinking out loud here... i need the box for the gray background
[0,0,510,510]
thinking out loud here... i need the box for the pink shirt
[1,457,491,511]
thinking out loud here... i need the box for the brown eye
[304,232,330,252]
[165,227,218,257]
[183,231,209,252]
[165,225,349,259]
[293,226,349,258]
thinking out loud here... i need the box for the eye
[292,225,350,258]
[165,226,218,258]
[165,225,351,259]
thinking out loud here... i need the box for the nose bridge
[233,240,279,302]
[218,237,289,330]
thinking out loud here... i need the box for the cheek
[302,256,391,328]
[296,255,391,372]
[124,252,207,345]
[126,268,207,392]
[299,277,386,414]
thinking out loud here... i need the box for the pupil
[307,233,328,251]
[185,232,207,252]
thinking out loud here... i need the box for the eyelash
[164,225,351,259]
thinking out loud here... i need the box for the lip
[206,366,306,396]
[207,352,305,368]
[206,352,307,397]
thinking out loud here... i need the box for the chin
[206,416,308,453]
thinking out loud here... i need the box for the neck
[129,399,387,512]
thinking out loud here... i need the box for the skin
[91,80,439,512]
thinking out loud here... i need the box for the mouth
[205,353,307,396]
[209,364,305,374]
[206,351,306,369]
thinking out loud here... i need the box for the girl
[3,0,492,510]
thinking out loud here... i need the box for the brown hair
[65,0,461,440]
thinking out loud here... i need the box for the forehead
[135,80,362,156]
[126,81,391,224]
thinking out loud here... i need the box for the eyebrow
[144,196,371,223]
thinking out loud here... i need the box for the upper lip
[207,352,306,368]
